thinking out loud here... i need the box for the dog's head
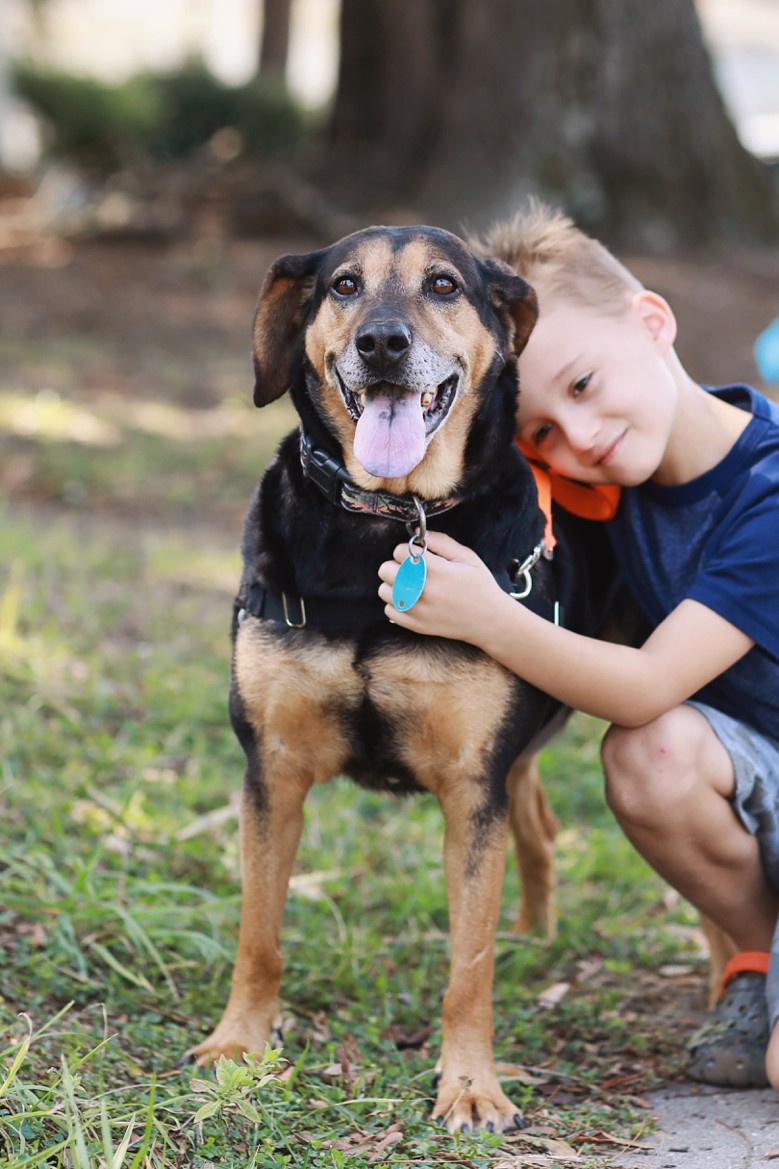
[252,225,537,496]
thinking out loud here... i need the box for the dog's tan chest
[234,620,515,793]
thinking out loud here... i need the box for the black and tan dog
[189,225,617,1131]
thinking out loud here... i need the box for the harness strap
[241,584,385,632]
[239,570,559,633]
[527,463,555,552]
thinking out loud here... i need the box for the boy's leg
[601,704,779,1087]
[767,1025,779,1091]
[766,915,779,1090]
[602,706,778,952]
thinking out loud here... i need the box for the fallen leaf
[494,1060,552,1084]
[515,1134,580,1158]
[494,1154,581,1168]
[576,957,603,981]
[659,963,694,977]
[569,1129,654,1150]
[30,922,47,947]
[327,1123,404,1161]
[392,1025,432,1050]
[368,1125,403,1162]
[537,981,570,1008]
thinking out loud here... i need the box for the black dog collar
[299,430,464,524]
[278,429,561,632]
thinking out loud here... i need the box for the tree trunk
[329,0,778,249]
[259,0,292,79]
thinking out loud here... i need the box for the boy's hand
[377,531,507,645]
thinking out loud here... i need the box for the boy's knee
[602,709,704,829]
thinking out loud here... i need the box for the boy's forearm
[378,538,752,724]
[478,592,673,727]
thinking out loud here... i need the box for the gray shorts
[688,701,779,1026]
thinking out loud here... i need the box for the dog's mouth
[337,373,459,479]
[340,374,458,430]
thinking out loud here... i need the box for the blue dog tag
[392,539,427,612]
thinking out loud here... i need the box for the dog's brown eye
[332,275,359,297]
[431,275,457,296]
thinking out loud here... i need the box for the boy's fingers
[392,533,476,565]
[378,558,399,584]
[424,531,485,567]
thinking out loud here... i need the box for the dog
[188,225,629,1131]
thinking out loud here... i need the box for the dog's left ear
[482,259,539,356]
[252,248,329,406]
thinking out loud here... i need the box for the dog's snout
[355,321,412,371]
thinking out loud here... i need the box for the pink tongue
[353,389,425,478]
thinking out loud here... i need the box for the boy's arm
[377,532,753,728]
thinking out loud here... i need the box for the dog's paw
[185,1009,279,1068]
[431,1072,524,1133]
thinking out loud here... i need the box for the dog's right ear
[481,259,539,357]
[252,248,329,406]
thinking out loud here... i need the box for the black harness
[239,431,560,632]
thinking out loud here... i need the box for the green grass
[0,382,709,1166]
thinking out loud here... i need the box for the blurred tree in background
[329,0,778,248]
[4,0,777,250]
[259,0,292,80]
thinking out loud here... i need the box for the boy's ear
[632,290,677,353]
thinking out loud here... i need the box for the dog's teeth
[421,390,434,409]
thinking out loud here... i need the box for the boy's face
[515,292,678,487]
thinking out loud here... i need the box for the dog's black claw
[460,1122,472,1134]
[513,1113,525,1131]
[432,1072,440,1088]
[435,1116,445,1127]
[175,1053,196,1069]
[485,1122,495,1133]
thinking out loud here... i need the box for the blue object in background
[754,316,779,385]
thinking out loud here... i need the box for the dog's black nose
[355,321,411,371]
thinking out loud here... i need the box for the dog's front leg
[433,785,522,1133]
[189,770,310,1065]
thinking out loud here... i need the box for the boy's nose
[567,417,600,454]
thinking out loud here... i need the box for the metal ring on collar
[509,541,545,600]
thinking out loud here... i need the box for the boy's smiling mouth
[596,430,627,467]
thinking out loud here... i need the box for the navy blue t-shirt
[607,384,779,742]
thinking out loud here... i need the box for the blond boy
[378,205,779,1088]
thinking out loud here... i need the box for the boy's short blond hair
[471,201,644,316]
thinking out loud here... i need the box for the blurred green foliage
[13,59,308,171]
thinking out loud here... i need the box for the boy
[377,204,779,1089]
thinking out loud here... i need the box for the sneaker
[684,971,769,1088]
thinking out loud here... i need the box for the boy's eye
[572,373,592,396]
[533,422,553,446]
